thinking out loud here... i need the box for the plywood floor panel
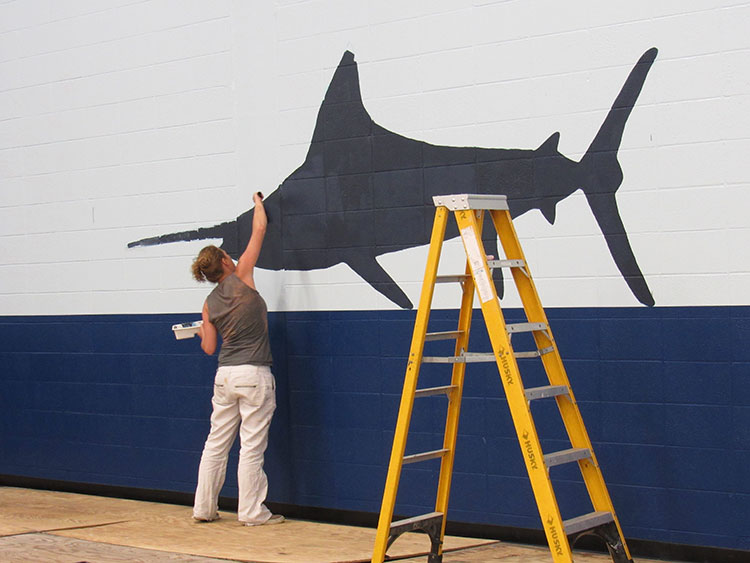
[0,533,238,563]
[55,513,493,563]
[0,487,154,536]
[0,488,490,562]
[0,487,683,563]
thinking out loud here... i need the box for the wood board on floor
[0,487,494,563]
[0,487,150,536]
[0,533,237,563]
[54,511,495,563]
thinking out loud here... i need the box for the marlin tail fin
[579,48,658,306]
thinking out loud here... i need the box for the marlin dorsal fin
[537,132,560,156]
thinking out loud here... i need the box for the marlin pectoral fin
[539,200,557,225]
[585,192,655,306]
[346,254,413,309]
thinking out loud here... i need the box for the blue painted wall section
[1,307,748,550]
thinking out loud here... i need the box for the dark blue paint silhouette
[129,49,658,309]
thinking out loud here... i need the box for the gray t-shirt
[206,274,273,367]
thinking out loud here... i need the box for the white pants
[193,365,276,524]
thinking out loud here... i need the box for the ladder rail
[454,208,573,561]
[372,206,449,563]
[432,214,481,556]
[490,209,632,559]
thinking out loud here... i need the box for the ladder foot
[387,512,444,561]
[570,520,632,563]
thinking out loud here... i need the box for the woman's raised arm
[235,192,267,288]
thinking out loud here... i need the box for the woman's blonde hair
[192,245,225,283]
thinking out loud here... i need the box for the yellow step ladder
[372,194,632,563]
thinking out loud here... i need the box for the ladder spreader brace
[372,194,633,563]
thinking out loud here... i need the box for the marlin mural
[129,48,658,309]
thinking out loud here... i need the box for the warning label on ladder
[459,226,494,303]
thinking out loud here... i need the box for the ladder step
[514,346,554,359]
[390,511,443,535]
[423,349,553,363]
[435,261,525,284]
[487,259,525,269]
[563,511,614,536]
[544,447,591,468]
[435,274,470,283]
[415,385,457,398]
[403,449,449,464]
[423,352,495,364]
[425,330,464,341]
[525,385,569,401]
[506,322,548,334]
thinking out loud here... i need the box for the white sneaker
[243,514,285,526]
[193,514,220,523]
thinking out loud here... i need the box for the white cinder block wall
[2,2,750,555]
[1,0,748,314]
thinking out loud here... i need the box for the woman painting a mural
[190,192,284,526]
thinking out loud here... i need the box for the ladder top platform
[432,193,509,211]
